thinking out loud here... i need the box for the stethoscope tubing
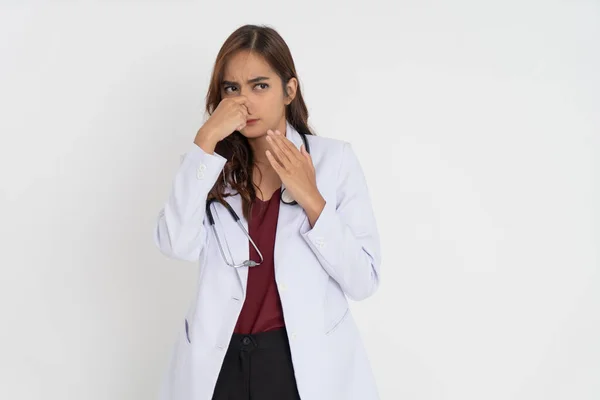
[204,132,310,268]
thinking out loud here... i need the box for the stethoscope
[205,132,310,269]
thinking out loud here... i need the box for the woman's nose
[239,95,254,114]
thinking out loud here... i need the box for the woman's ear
[285,77,298,105]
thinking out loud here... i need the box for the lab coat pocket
[325,307,350,336]
[324,277,350,335]
[184,318,191,344]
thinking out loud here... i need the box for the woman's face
[221,50,296,139]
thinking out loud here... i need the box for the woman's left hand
[265,129,325,220]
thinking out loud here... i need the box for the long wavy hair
[205,24,315,222]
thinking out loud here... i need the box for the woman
[154,24,382,400]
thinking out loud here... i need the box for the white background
[1,1,598,399]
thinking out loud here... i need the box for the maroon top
[233,188,286,334]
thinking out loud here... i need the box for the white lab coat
[154,120,382,400]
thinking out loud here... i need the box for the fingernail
[275,130,281,135]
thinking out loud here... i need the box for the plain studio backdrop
[1,1,598,399]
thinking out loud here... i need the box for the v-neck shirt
[233,188,286,334]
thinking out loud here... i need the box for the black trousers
[211,327,301,400]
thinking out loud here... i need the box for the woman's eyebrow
[221,76,270,86]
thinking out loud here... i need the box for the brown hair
[205,24,315,221]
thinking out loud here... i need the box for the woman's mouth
[246,119,259,125]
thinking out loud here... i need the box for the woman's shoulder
[304,132,347,146]
[303,133,362,178]
[304,133,349,157]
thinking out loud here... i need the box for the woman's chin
[239,126,267,139]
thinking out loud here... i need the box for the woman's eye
[224,83,268,94]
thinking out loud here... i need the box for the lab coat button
[279,283,287,292]
[196,165,206,179]
[291,332,298,340]
[315,237,325,248]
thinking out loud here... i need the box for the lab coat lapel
[273,122,308,274]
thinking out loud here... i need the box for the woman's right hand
[195,96,250,151]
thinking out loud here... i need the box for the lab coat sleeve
[300,141,382,301]
[153,142,227,262]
